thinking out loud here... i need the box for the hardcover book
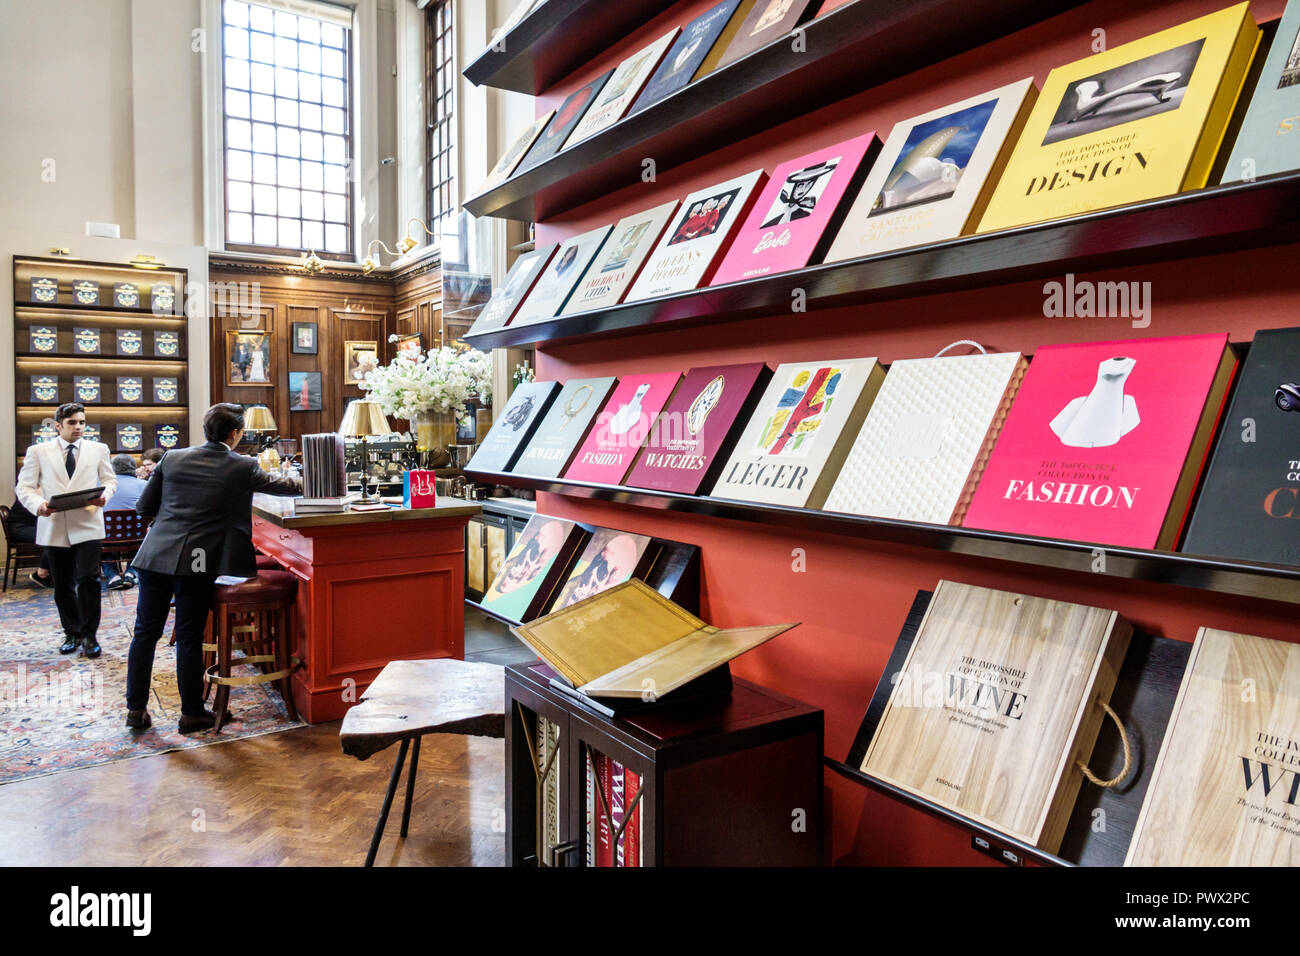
[962,335,1237,550]
[549,527,656,612]
[1223,0,1300,181]
[153,330,181,357]
[978,3,1261,233]
[517,70,614,172]
[823,352,1028,525]
[73,327,100,355]
[29,327,57,353]
[30,276,58,303]
[625,361,772,494]
[711,132,878,285]
[117,376,144,404]
[826,78,1038,260]
[116,423,144,453]
[511,226,614,325]
[513,376,618,478]
[154,423,181,450]
[72,280,99,306]
[713,0,822,72]
[630,0,744,113]
[861,580,1132,853]
[565,30,678,146]
[465,380,560,474]
[563,371,682,485]
[73,376,100,403]
[114,282,140,308]
[154,377,179,403]
[709,357,886,509]
[625,169,767,301]
[480,515,586,624]
[116,329,144,356]
[466,244,558,336]
[475,110,554,196]
[30,376,58,403]
[561,200,680,315]
[150,282,176,313]
[1125,627,1300,866]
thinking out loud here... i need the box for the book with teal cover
[1222,1,1300,181]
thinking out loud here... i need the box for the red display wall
[528,0,1299,865]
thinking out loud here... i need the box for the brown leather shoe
[125,710,151,731]
[178,710,218,734]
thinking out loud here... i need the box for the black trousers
[126,568,216,717]
[46,539,103,643]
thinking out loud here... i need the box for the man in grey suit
[125,403,302,734]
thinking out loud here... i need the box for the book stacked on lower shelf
[293,494,356,515]
[586,749,642,867]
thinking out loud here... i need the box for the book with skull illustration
[563,29,679,147]
[825,78,1037,261]
[709,357,886,508]
[465,380,561,474]
[625,362,772,494]
[978,3,1260,233]
[561,200,680,314]
[466,244,558,336]
[480,514,588,624]
[548,528,658,612]
[563,372,683,485]
[962,335,1237,550]
[712,0,823,72]
[630,0,745,114]
[511,226,614,325]
[513,377,619,479]
[1222,0,1300,182]
[710,131,879,285]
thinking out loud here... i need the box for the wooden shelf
[463,0,674,94]
[15,353,187,364]
[465,171,1300,350]
[464,0,1086,221]
[16,404,184,411]
[13,301,181,318]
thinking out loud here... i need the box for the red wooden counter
[251,495,482,723]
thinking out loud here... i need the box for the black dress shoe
[82,636,102,659]
[178,710,218,734]
[59,636,80,654]
[125,710,151,731]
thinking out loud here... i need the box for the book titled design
[116,423,144,453]
[154,423,181,450]
[117,377,144,404]
[153,330,181,357]
[563,372,682,485]
[30,376,58,403]
[978,3,1261,233]
[565,30,678,146]
[625,361,772,494]
[466,244,558,336]
[73,327,101,354]
[824,352,1028,524]
[861,580,1132,853]
[962,335,1237,550]
[710,357,886,508]
[30,276,58,303]
[631,0,744,113]
[549,527,656,612]
[511,227,613,325]
[73,376,101,403]
[29,326,57,353]
[481,515,586,624]
[475,110,555,197]
[1223,0,1300,181]
[625,169,766,301]
[517,70,614,172]
[154,377,180,403]
[465,380,560,474]
[713,0,822,71]
[116,329,144,356]
[513,377,618,478]
[1126,627,1300,866]
[72,280,99,306]
[561,200,680,314]
[712,132,878,285]
[826,78,1037,260]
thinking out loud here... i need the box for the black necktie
[65,443,76,479]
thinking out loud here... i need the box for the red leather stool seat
[206,569,301,731]
[215,569,297,606]
[255,553,282,571]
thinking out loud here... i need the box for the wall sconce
[49,248,73,258]
[360,238,399,274]
[300,249,325,275]
[396,217,439,256]
[130,254,165,270]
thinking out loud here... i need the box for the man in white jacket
[16,403,117,657]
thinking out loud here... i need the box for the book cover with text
[563,372,682,485]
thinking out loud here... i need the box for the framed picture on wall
[343,340,378,385]
[288,371,323,411]
[226,330,272,386]
[291,322,318,354]
[395,332,422,358]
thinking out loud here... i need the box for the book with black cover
[49,486,106,511]
[630,0,744,114]
[517,70,614,172]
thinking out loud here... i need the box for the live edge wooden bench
[340,658,506,867]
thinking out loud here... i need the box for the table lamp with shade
[244,404,280,472]
[338,398,391,503]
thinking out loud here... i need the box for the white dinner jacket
[15,439,118,547]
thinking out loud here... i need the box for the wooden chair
[0,505,44,592]
[101,509,150,576]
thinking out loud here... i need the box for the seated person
[136,447,163,481]
[103,454,149,590]
[6,497,52,588]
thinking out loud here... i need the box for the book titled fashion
[117,376,144,404]
[30,375,58,403]
[517,70,614,172]
[563,371,682,485]
[480,515,586,624]
[73,376,100,403]
[465,380,560,474]
[29,326,57,353]
[511,226,614,325]
[466,243,558,336]
[73,327,101,354]
[630,0,744,113]
[711,131,878,285]
[154,377,180,404]
[625,361,772,494]
[116,423,144,452]
[962,335,1237,550]
[561,200,680,314]
[513,376,619,478]
[474,109,554,197]
[826,78,1038,260]
[713,0,822,71]
[116,329,144,356]
[549,527,656,612]
[625,169,766,301]
[564,30,678,146]
[978,3,1261,232]
[1222,0,1300,182]
[710,357,886,508]
[824,351,1028,524]
[154,423,181,450]
[153,330,181,357]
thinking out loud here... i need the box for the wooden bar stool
[206,570,301,732]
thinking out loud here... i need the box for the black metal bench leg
[364,738,410,867]
[400,735,421,838]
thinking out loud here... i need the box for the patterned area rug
[0,582,305,785]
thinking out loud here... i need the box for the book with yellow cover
[977,3,1260,233]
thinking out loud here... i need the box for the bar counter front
[252,495,482,723]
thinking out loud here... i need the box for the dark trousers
[46,540,103,643]
[126,568,216,717]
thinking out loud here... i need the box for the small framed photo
[288,371,323,411]
[343,340,378,386]
[395,332,422,358]
[292,322,318,355]
[226,330,272,386]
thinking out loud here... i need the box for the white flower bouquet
[361,343,492,420]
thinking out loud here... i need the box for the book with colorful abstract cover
[563,371,682,485]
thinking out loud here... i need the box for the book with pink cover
[710,132,879,285]
[961,335,1236,550]
[562,372,683,485]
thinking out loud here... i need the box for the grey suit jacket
[132,441,301,577]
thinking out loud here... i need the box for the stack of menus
[302,433,348,499]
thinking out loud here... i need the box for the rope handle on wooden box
[1076,701,1132,788]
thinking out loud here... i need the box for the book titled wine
[711,131,878,285]
[480,515,586,624]
[561,200,680,314]
[517,71,614,172]
[962,335,1237,550]
[466,244,557,336]
[978,3,1261,233]
[709,357,886,509]
[631,0,744,113]
[564,29,678,146]
[625,361,771,494]
[563,371,682,485]
[465,380,560,474]
[513,377,618,478]
[512,226,613,325]
[1222,0,1300,182]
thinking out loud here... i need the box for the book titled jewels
[860,580,1132,853]
[465,381,561,474]
[150,282,176,313]
[1222,0,1300,182]
[30,376,59,403]
[564,29,679,147]
[73,376,101,403]
[153,377,180,404]
[562,201,680,314]
[631,0,744,113]
[625,169,767,301]
[1125,627,1300,866]
[116,329,144,356]
[82,424,100,444]
[481,515,586,624]
[564,372,682,486]
[962,335,1237,550]
[711,132,878,285]
[32,422,58,445]
[73,327,101,354]
[116,424,144,452]
[823,351,1028,525]
[30,276,58,303]
[548,528,657,613]
[72,280,99,306]
[467,244,558,336]
[517,71,614,172]
[29,326,58,353]
[512,226,614,325]
[625,361,772,495]
[826,78,1037,260]
[978,3,1261,233]
[713,0,822,72]
[113,282,140,308]
[155,424,181,449]
[513,377,619,479]
[117,377,144,404]
[709,357,886,509]
[153,330,181,357]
